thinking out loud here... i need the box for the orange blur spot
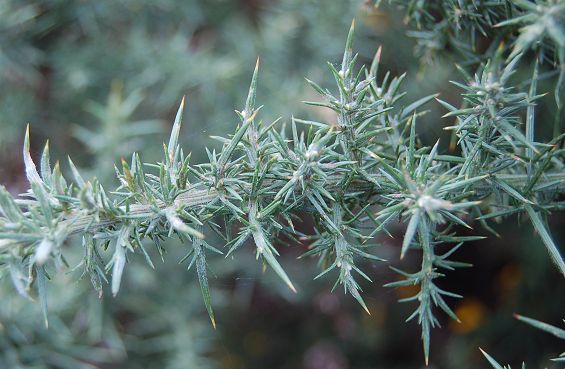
[450,298,487,334]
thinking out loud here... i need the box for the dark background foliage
[0,1,563,368]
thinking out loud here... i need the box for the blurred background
[0,0,563,368]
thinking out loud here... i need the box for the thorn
[288,281,297,294]
[211,316,217,330]
[345,18,356,52]
[24,125,32,156]
[23,124,43,185]
[400,247,407,259]
[375,46,382,63]
[24,125,30,149]
[255,56,260,71]
[25,124,30,144]
[513,313,522,320]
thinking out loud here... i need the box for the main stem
[1,171,564,251]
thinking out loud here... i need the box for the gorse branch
[382,0,564,106]
[0,19,563,365]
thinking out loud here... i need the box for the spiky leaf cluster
[0,20,563,365]
[380,0,564,106]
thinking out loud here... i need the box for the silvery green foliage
[74,81,163,182]
[380,0,564,106]
[0,270,217,369]
[0,280,124,369]
[0,0,358,152]
[0,21,564,365]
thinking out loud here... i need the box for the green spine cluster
[0,9,564,366]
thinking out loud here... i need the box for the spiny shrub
[1,5,564,366]
[381,0,564,107]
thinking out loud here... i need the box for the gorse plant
[0,5,564,368]
[380,0,564,107]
